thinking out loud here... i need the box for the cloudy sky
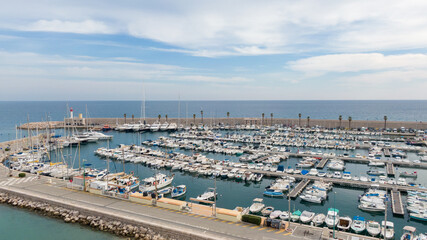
[1,0,427,100]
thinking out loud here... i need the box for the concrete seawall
[19,117,427,130]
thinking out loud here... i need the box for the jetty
[288,179,310,198]
[315,157,329,169]
[386,163,395,176]
[391,190,405,216]
[383,148,391,157]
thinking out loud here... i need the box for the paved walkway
[0,166,377,240]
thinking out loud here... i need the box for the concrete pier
[288,179,310,198]
[391,190,405,216]
[315,157,329,169]
[387,163,395,176]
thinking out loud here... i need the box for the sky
[1,0,427,100]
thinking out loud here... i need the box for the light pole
[333,191,336,239]
[288,193,291,227]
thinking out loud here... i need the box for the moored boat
[171,185,186,198]
[300,210,315,224]
[249,198,265,214]
[337,216,352,231]
[312,213,326,226]
[350,216,366,234]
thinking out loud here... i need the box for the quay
[391,190,405,216]
[387,163,395,176]
[288,179,310,198]
[384,148,391,157]
[315,157,329,169]
[0,166,379,240]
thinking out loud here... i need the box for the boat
[261,206,274,217]
[400,226,416,240]
[269,210,282,219]
[367,220,381,237]
[350,216,366,234]
[291,210,301,222]
[279,212,289,220]
[196,189,217,201]
[337,216,352,231]
[139,173,174,192]
[171,185,186,198]
[410,211,427,222]
[157,186,172,195]
[249,198,265,214]
[312,213,326,226]
[381,221,395,240]
[300,210,315,224]
[263,189,284,198]
[367,169,386,176]
[300,194,322,203]
[400,171,418,178]
[325,208,339,228]
[358,202,385,212]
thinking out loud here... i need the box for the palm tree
[165,114,168,122]
[348,116,352,129]
[262,113,265,126]
[298,113,302,127]
[307,116,310,128]
[158,114,161,122]
[201,110,204,124]
[339,115,342,129]
[227,111,230,125]
[193,114,196,125]
[384,116,388,130]
[270,113,273,126]
[124,113,127,124]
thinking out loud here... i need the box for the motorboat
[317,171,326,177]
[171,185,186,198]
[400,171,417,178]
[269,210,282,219]
[410,211,427,221]
[261,206,274,217]
[337,216,352,231]
[367,169,386,176]
[300,194,322,203]
[300,211,315,224]
[367,220,381,237]
[249,198,265,214]
[342,172,352,180]
[196,189,217,201]
[308,168,319,176]
[312,213,326,226]
[263,189,284,198]
[333,171,342,178]
[139,173,174,192]
[350,216,366,234]
[358,202,385,212]
[291,210,301,222]
[157,186,172,195]
[279,211,289,220]
[325,208,339,228]
[381,221,395,240]
[400,226,416,240]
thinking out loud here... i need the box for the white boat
[300,194,322,203]
[350,216,366,234]
[139,173,174,192]
[300,210,315,224]
[171,185,186,198]
[325,208,339,228]
[160,122,169,131]
[333,171,342,178]
[337,216,352,231]
[197,189,217,201]
[249,198,265,214]
[269,210,282,219]
[312,213,326,226]
[400,226,416,240]
[261,206,274,217]
[308,168,319,176]
[358,202,385,212]
[381,221,395,240]
[291,210,302,222]
[279,212,289,220]
[367,220,381,237]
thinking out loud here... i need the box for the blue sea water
[1,100,427,142]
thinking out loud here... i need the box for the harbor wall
[0,187,215,240]
[19,117,427,130]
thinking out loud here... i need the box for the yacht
[150,122,161,132]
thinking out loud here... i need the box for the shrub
[18,173,26,178]
[242,214,262,225]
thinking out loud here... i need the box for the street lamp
[333,191,336,239]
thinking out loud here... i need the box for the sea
[0,100,426,238]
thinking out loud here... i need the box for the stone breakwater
[0,192,169,240]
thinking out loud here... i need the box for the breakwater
[18,117,427,130]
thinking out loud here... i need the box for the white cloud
[288,53,427,73]
[25,19,115,34]
[1,0,427,56]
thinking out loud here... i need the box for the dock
[288,179,310,198]
[386,163,395,176]
[391,190,404,216]
[383,148,391,157]
[315,157,329,169]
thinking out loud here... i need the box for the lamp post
[333,191,336,239]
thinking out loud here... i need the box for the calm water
[0,204,120,240]
[1,101,427,237]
